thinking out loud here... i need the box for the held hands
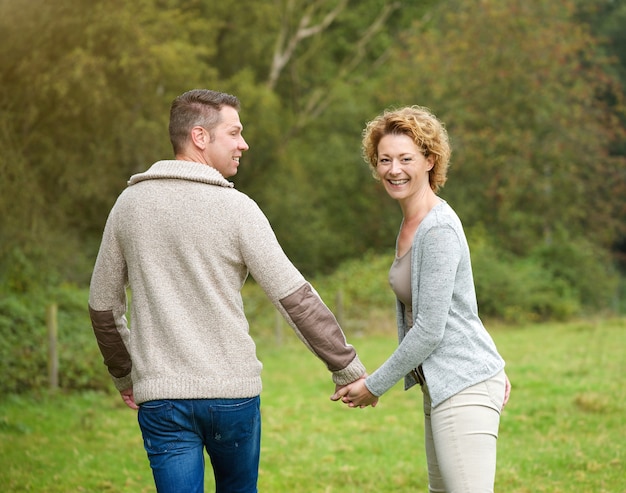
[331,372,511,411]
[331,376,379,409]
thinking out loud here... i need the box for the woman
[332,106,511,492]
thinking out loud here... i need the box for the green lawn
[1,318,625,492]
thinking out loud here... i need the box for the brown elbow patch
[280,284,353,371]
[88,305,132,378]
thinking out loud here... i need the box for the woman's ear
[426,154,435,171]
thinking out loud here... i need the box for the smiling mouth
[389,179,408,185]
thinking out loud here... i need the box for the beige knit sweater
[89,160,364,404]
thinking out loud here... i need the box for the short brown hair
[169,89,241,155]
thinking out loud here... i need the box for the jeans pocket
[209,397,260,450]
[138,400,183,454]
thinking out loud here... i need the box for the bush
[313,251,399,335]
[0,240,621,395]
[314,251,397,314]
[472,249,580,323]
[530,236,619,312]
[0,286,111,396]
[52,286,112,391]
[0,294,49,393]
[467,226,620,322]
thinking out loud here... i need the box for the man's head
[169,89,249,177]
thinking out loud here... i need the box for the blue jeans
[137,396,261,493]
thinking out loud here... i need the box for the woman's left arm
[364,226,461,397]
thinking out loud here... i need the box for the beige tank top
[389,248,412,320]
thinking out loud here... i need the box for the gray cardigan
[89,160,365,404]
[365,201,505,408]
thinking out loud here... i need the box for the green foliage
[530,233,619,310]
[0,286,110,396]
[1,243,622,396]
[469,228,581,322]
[313,251,397,320]
[0,0,624,320]
[0,247,57,294]
[0,294,48,394]
[52,286,112,391]
[382,0,626,256]
[0,0,220,286]
[469,226,619,322]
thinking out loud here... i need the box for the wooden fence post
[46,303,59,391]
[275,309,283,346]
[335,290,344,329]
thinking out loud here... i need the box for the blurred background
[1,0,625,392]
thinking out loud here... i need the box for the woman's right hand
[331,379,379,408]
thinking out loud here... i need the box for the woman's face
[375,133,434,202]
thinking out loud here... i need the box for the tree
[368,0,625,310]
[0,0,220,285]
[381,0,625,256]
[226,0,438,271]
[574,0,626,268]
[2,0,623,298]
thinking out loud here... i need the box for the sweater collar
[128,160,235,188]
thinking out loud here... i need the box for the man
[89,89,365,493]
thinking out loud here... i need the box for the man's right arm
[238,200,366,384]
[279,283,366,386]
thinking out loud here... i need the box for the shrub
[0,286,110,396]
[530,236,619,312]
[52,285,112,391]
[0,294,49,393]
[0,240,621,395]
[468,227,581,322]
[314,251,397,314]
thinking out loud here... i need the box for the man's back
[90,160,305,403]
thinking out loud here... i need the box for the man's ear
[190,126,207,149]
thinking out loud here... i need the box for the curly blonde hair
[362,106,451,193]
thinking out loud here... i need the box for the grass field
[1,318,625,492]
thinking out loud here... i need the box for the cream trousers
[422,370,506,493]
